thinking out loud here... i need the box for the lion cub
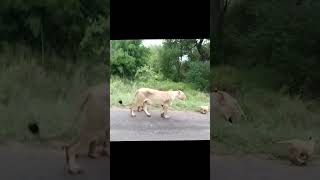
[199,106,210,114]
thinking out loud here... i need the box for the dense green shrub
[185,61,210,90]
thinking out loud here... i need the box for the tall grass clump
[110,75,210,112]
[0,53,104,142]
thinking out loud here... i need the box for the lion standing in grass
[211,89,246,124]
[130,88,187,119]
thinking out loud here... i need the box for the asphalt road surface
[110,107,210,141]
[211,153,320,180]
[0,143,109,180]
[1,142,319,180]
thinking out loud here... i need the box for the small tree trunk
[196,39,208,61]
[41,15,44,66]
[179,42,183,81]
[213,0,228,65]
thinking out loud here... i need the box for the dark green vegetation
[110,39,210,111]
[0,0,109,144]
[212,0,320,157]
[111,39,210,91]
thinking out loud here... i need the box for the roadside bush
[134,65,163,82]
[185,61,210,91]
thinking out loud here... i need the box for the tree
[159,39,210,81]
[110,40,150,79]
[161,39,193,81]
[0,0,109,67]
[195,39,210,61]
[216,0,320,98]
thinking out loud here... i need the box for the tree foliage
[159,39,210,82]
[215,0,320,98]
[0,0,109,66]
[111,40,150,79]
[111,39,210,91]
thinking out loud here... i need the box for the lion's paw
[66,164,84,175]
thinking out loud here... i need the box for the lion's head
[177,90,187,100]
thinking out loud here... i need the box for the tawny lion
[199,105,210,114]
[130,88,187,119]
[211,89,246,124]
[276,136,316,165]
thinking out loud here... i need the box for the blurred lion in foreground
[63,83,110,174]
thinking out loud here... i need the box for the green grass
[110,75,210,112]
[0,57,104,143]
[211,65,320,157]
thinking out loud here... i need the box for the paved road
[110,107,210,141]
[1,142,319,180]
[211,153,320,180]
[0,143,109,180]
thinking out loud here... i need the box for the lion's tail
[119,90,151,110]
[125,90,140,109]
[276,140,296,144]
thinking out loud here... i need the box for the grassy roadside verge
[110,76,210,112]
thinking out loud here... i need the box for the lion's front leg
[143,102,151,117]
[65,142,84,174]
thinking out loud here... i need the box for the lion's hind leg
[130,96,138,117]
[88,140,101,159]
[130,98,141,117]
[130,94,146,117]
[94,137,110,158]
[137,106,143,112]
[163,104,170,119]
[99,142,109,157]
[65,135,93,174]
[130,102,139,117]
[89,132,109,158]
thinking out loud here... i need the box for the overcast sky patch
[142,39,164,47]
